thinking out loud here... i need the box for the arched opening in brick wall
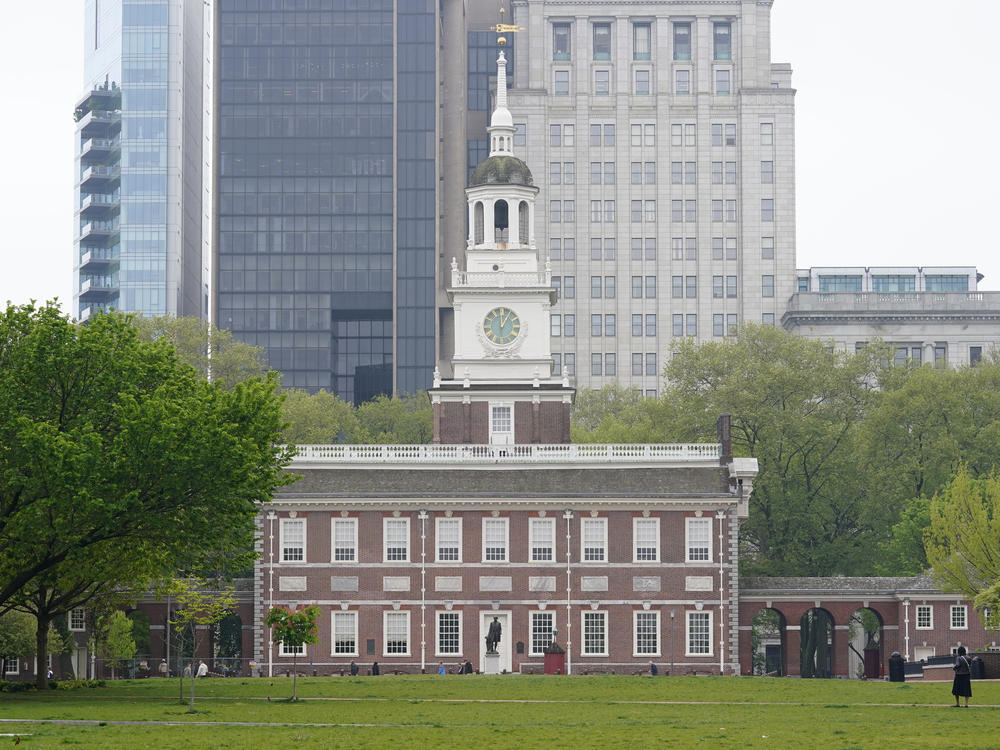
[750,607,786,676]
[848,607,884,679]
[800,608,835,678]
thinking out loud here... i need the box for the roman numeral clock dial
[482,307,521,346]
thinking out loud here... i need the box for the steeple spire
[487,50,514,156]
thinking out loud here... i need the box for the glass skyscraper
[215,0,437,400]
[74,0,206,321]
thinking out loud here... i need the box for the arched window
[518,201,529,244]
[474,202,485,244]
[494,200,509,244]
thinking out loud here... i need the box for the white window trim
[279,517,306,563]
[529,611,556,656]
[581,610,609,656]
[482,517,510,563]
[686,610,714,657]
[3,657,18,675]
[633,610,661,657]
[383,516,410,563]
[68,608,86,632]
[435,517,463,563]
[489,401,514,445]
[580,517,608,563]
[383,610,411,657]
[685,517,712,563]
[530,517,556,563]
[279,641,306,657]
[915,604,933,630]
[331,611,359,657]
[435,611,463,657]
[633,517,660,563]
[331,517,358,563]
[950,605,968,630]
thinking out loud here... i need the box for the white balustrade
[292,443,721,464]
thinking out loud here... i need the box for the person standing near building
[952,646,972,707]
[196,661,208,678]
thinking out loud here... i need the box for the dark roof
[278,465,732,499]
[469,155,534,187]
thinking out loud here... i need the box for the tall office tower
[453,0,795,393]
[215,0,437,400]
[73,0,207,322]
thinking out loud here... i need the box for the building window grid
[530,517,556,562]
[332,518,357,562]
[384,518,409,562]
[384,611,410,655]
[951,605,967,630]
[686,517,712,562]
[437,612,461,655]
[281,518,305,563]
[582,611,608,655]
[581,517,607,562]
[332,611,358,656]
[687,611,712,655]
[634,518,659,562]
[483,517,509,562]
[635,611,660,655]
[915,605,933,630]
[436,517,462,562]
[531,612,555,655]
[69,609,86,632]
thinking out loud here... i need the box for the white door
[480,612,511,673]
[489,405,512,445]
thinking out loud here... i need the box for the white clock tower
[430,47,574,445]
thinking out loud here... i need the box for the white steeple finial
[487,51,515,157]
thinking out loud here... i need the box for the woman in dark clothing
[952,646,972,707]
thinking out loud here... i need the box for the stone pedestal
[483,651,501,675]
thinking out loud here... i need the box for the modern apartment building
[465,0,797,393]
[784,266,1000,369]
[214,0,437,400]
[73,0,207,322]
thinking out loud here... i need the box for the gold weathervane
[490,6,523,46]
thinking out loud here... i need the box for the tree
[264,605,320,701]
[355,393,432,443]
[570,384,676,443]
[0,611,34,670]
[132,315,267,389]
[925,467,1000,615]
[92,610,136,680]
[662,324,886,575]
[281,389,359,444]
[168,578,237,712]
[0,303,293,687]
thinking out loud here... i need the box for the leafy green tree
[168,578,237,712]
[662,324,886,575]
[355,393,432,444]
[92,610,136,679]
[132,315,267,389]
[570,384,677,443]
[281,389,359,444]
[127,610,151,657]
[925,467,1000,617]
[878,497,932,575]
[0,611,34,668]
[264,605,320,701]
[0,303,293,687]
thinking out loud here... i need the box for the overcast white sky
[2,1,998,310]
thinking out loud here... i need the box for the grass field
[0,675,997,749]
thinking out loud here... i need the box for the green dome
[469,155,534,187]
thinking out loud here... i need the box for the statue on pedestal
[485,616,502,653]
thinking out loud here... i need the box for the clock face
[482,307,521,346]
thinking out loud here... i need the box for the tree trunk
[292,653,297,701]
[34,614,51,689]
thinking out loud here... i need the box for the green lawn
[0,675,997,749]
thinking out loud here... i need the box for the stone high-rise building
[439,0,797,394]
